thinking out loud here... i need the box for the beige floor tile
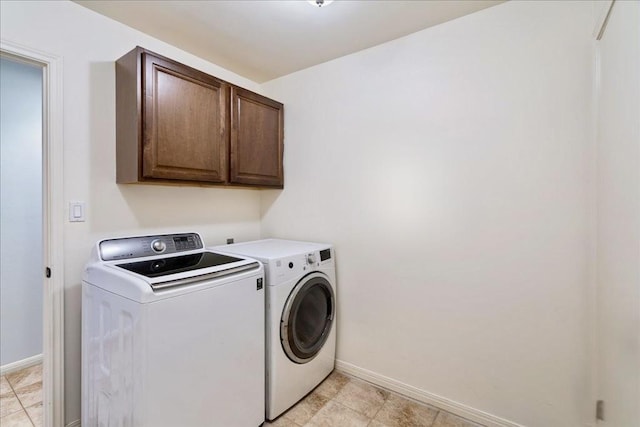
[373,394,439,427]
[369,421,389,427]
[25,402,43,427]
[333,378,389,418]
[0,391,23,418]
[1,377,12,394]
[0,409,33,427]
[6,365,42,390]
[314,371,350,399]
[14,382,42,408]
[305,400,370,427]
[432,411,483,427]
[282,391,330,425]
[264,415,301,427]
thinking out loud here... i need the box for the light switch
[69,201,86,222]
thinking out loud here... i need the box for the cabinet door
[142,52,228,183]
[230,87,283,187]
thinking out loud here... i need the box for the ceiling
[75,0,504,83]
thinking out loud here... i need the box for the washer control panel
[99,233,203,261]
[151,239,167,253]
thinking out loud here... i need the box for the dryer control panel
[99,233,203,261]
[319,248,331,262]
[274,248,333,280]
[306,249,332,266]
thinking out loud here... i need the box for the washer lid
[85,252,261,299]
[116,251,244,278]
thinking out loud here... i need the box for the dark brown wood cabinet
[116,47,283,188]
[230,87,284,186]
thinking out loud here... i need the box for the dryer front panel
[281,272,335,364]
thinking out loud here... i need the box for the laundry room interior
[0,1,638,427]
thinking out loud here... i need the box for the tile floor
[0,363,43,427]
[0,365,483,427]
[265,371,485,427]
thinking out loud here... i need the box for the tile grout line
[328,381,368,425]
[296,377,344,426]
[283,390,331,426]
[5,370,38,427]
[367,388,390,424]
[429,410,442,427]
[4,390,35,426]
[3,374,26,420]
[2,375,21,418]
[329,373,389,426]
[24,406,37,427]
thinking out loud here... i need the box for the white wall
[596,1,640,426]
[0,1,264,423]
[0,1,613,426]
[261,2,594,426]
[0,58,43,367]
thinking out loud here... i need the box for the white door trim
[1,38,65,427]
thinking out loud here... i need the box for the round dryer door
[281,272,335,364]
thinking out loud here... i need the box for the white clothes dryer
[213,239,337,420]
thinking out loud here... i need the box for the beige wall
[596,1,640,426]
[260,2,595,426]
[0,1,264,423]
[4,1,628,426]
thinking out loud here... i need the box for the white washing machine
[82,232,265,427]
[213,239,337,420]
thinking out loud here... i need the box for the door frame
[1,39,65,427]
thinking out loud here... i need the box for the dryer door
[281,272,335,364]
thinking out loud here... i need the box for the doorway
[0,55,44,425]
[0,41,64,427]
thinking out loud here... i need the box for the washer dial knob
[307,253,316,265]
[151,239,166,253]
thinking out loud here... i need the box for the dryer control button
[288,262,294,269]
[307,254,316,265]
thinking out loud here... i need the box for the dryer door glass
[281,273,334,364]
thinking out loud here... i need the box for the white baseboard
[335,359,524,427]
[0,354,43,376]
[66,420,80,427]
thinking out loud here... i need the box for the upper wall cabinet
[116,47,284,188]
[143,51,229,183]
[231,87,284,186]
